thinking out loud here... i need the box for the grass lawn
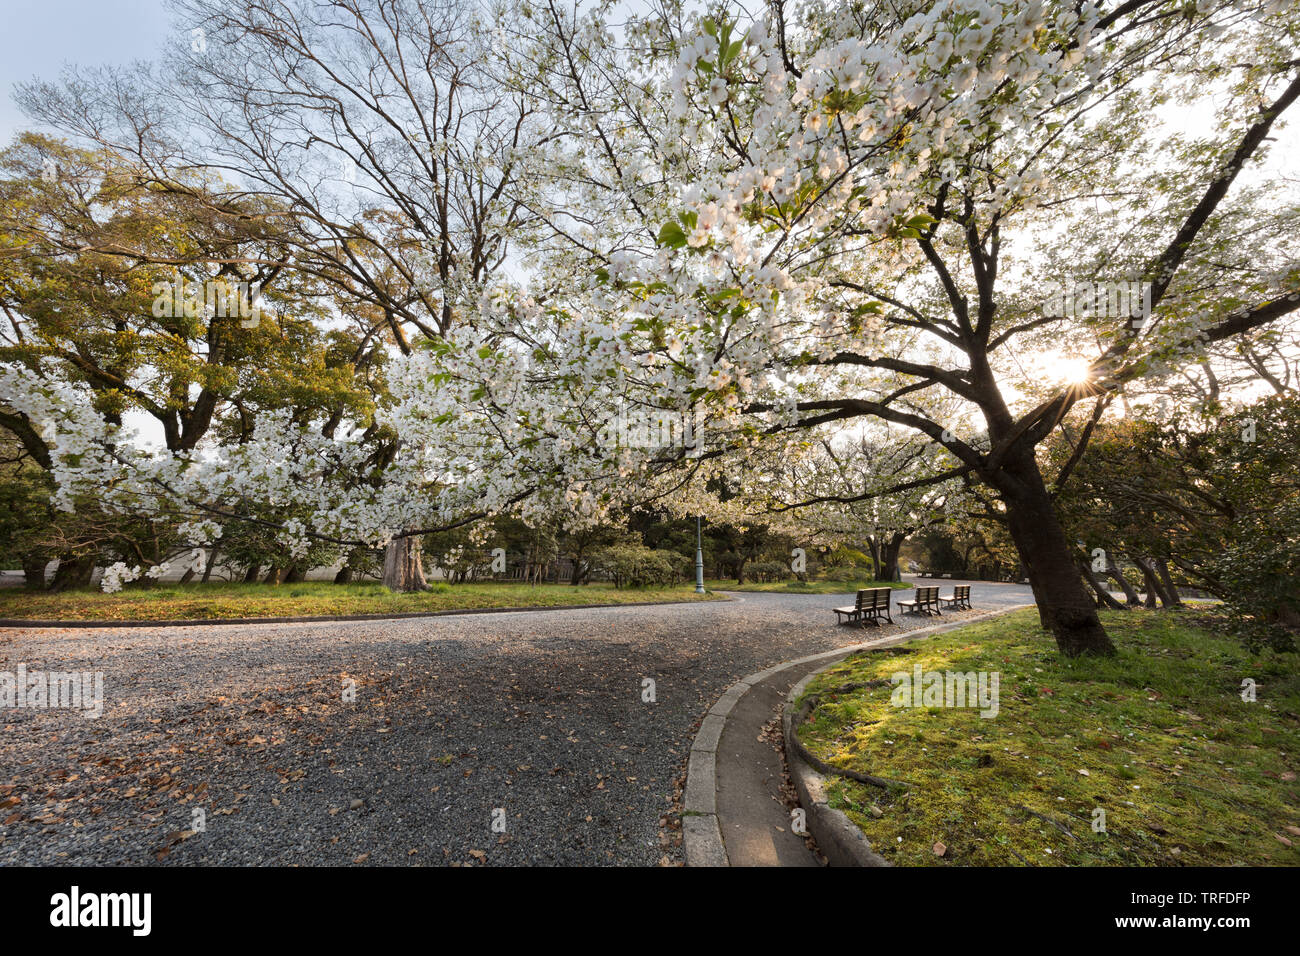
[705,577,912,594]
[0,579,721,622]
[795,607,1300,866]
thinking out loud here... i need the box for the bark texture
[382,534,428,592]
[992,447,1117,656]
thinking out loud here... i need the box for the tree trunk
[264,566,282,585]
[1105,557,1142,606]
[243,563,261,583]
[1154,558,1182,607]
[1078,557,1126,609]
[201,547,220,584]
[179,568,196,584]
[880,532,905,582]
[1134,557,1167,607]
[284,565,306,584]
[994,447,1116,656]
[334,565,354,584]
[382,535,427,592]
[22,555,47,590]
[49,554,95,592]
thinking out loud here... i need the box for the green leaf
[657,221,688,249]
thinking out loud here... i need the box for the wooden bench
[833,587,894,627]
[897,585,942,616]
[939,584,971,610]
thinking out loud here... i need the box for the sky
[0,0,174,143]
[2,1,189,451]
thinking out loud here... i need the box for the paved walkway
[0,577,1033,866]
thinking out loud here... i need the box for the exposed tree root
[791,683,913,790]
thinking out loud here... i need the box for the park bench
[833,587,894,627]
[939,584,971,610]
[897,585,942,616]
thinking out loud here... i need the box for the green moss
[797,608,1300,866]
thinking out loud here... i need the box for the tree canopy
[2,0,1297,654]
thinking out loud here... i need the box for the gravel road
[0,579,1033,866]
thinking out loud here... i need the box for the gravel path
[0,579,1033,866]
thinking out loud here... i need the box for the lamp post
[695,515,706,593]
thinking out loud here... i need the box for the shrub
[822,566,875,583]
[1211,498,1300,651]
[592,544,678,588]
[652,549,689,583]
[747,560,792,582]
[825,545,874,569]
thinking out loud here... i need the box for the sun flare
[1041,354,1093,385]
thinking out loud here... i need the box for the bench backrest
[854,587,892,610]
[916,586,940,602]
[955,585,970,599]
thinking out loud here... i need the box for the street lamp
[695,515,706,594]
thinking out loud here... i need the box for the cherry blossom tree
[7,0,1299,658]
[462,0,1300,655]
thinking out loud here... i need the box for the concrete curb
[783,667,891,867]
[683,604,1032,866]
[0,594,731,631]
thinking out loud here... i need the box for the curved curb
[783,667,891,867]
[0,594,730,631]
[683,604,1032,866]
